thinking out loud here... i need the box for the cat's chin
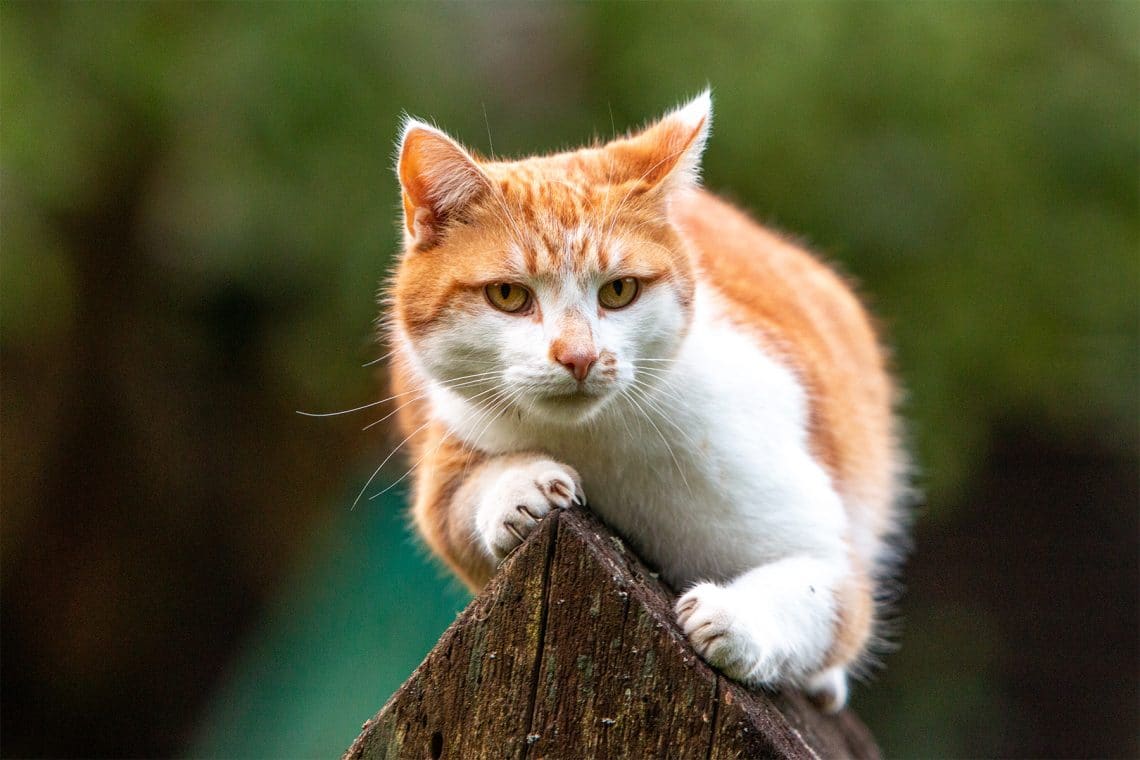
[527,389,614,424]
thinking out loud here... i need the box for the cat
[384,91,906,712]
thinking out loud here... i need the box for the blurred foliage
[190,489,468,759]
[5,2,1135,503]
[2,2,1136,758]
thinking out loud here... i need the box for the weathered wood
[526,511,717,757]
[345,516,556,760]
[345,508,879,760]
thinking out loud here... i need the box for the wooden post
[345,508,879,759]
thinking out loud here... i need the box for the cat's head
[389,92,711,425]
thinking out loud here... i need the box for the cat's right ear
[397,119,491,248]
[603,90,712,195]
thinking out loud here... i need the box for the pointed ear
[397,119,491,247]
[605,90,712,192]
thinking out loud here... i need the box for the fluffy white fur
[398,275,854,705]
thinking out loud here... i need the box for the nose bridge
[551,307,594,349]
[548,307,598,381]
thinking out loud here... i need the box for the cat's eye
[484,282,532,314]
[598,277,640,310]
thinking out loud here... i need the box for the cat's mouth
[530,386,614,418]
[542,389,601,404]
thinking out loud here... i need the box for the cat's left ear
[605,90,712,193]
[397,119,492,248]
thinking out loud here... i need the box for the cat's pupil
[499,284,511,300]
[612,280,623,296]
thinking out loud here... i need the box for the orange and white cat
[385,92,905,711]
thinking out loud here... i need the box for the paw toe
[536,466,584,508]
[675,584,801,687]
[675,585,738,659]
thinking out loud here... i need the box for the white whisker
[363,382,500,433]
[459,387,527,482]
[629,381,700,451]
[298,370,501,417]
[633,380,686,407]
[368,386,504,500]
[362,345,398,367]
[620,386,693,496]
[629,367,687,405]
[351,416,434,510]
[364,387,508,499]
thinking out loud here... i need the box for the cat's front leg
[412,438,584,590]
[470,455,585,561]
[675,555,869,712]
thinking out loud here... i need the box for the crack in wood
[520,514,559,760]
[705,676,723,760]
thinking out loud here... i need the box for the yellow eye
[484,282,532,313]
[598,277,639,309]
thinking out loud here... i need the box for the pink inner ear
[397,129,432,210]
[408,206,436,245]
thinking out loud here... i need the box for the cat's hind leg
[805,666,848,714]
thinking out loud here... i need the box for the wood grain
[345,508,879,760]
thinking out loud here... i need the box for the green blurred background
[2,2,1136,757]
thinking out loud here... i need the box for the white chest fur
[431,286,848,588]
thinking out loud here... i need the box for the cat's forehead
[485,154,607,213]
[475,153,654,274]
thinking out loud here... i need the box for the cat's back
[672,189,898,544]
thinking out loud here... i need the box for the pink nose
[554,346,597,382]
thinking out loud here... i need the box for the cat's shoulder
[673,188,870,334]
[672,189,825,275]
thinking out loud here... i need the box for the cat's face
[390,94,710,425]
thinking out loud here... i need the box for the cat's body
[386,93,905,711]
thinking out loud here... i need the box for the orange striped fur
[384,93,904,709]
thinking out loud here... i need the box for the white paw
[675,582,813,688]
[475,459,584,561]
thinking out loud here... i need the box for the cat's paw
[675,582,806,688]
[676,558,844,693]
[475,459,584,561]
